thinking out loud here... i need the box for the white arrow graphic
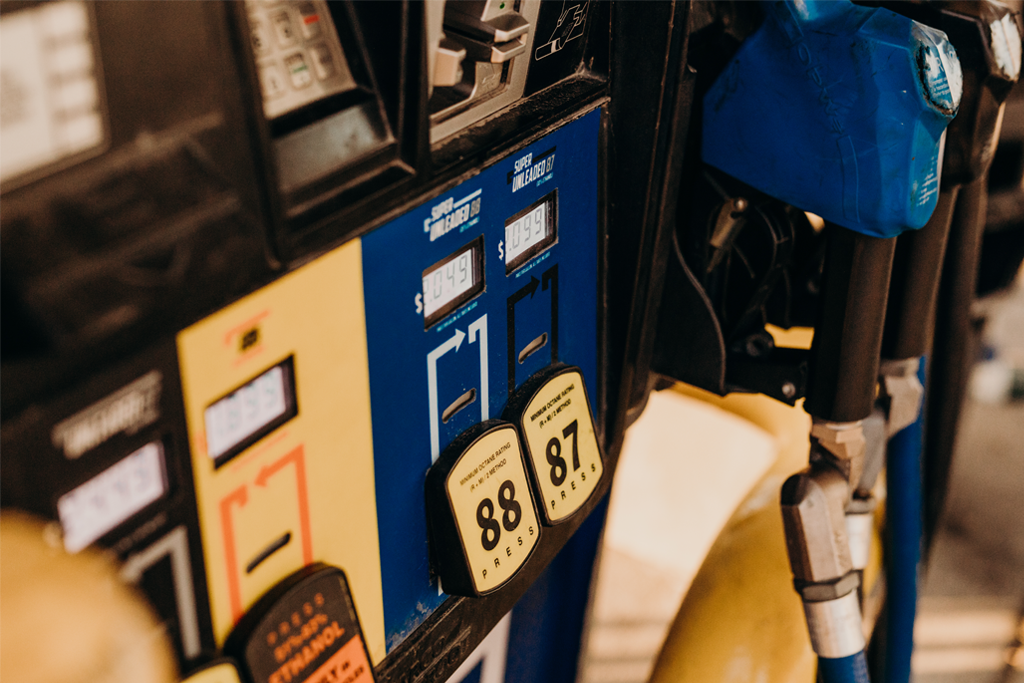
[428,327,466,462]
[469,315,489,422]
[120,526,201,659]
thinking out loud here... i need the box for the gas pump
[0,2,692,683]
[2,2,1017,682]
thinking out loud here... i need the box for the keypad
[245,1,356,119]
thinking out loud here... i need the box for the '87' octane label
[508,366,603,525]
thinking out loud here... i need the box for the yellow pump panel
[177,240,386,663]
[648,385,817,683]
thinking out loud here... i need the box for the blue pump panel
[703,0,962,238]
[362,107,601,652]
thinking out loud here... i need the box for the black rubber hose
[881,188,959,361]
[923,175,988,548]
[805,226,896,423]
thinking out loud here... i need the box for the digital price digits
[421,237,484,327]
[503,192,556,273]
[422,250,473,318]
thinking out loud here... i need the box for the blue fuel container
[703,0,963,238]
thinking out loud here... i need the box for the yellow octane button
[426,420,540,596]
[504,364,603,525]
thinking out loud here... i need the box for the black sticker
[225,564,374,683]
[524,1,592,95]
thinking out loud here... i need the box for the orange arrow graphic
[220,485,248,623]
[254,445,313,566]
[220,446,313,625]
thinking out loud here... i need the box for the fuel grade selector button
[224,564,374,683]
[425,420,540,597]
[504,364,603,525]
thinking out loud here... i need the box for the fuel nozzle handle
[803,227,896,423]
[881,1,1022,364]
[932,1,1021,188]
[702,0,962,239]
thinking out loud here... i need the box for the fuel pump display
[203,358,297,465]
[504,191,557,273]
[422,238,485,328]
[57,440,169,553]
[0,1,107,187]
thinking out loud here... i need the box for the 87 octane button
[426,420,540,597]
[504,364,603,525]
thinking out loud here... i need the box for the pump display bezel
[421,235,486,328]
[203,356,299,467]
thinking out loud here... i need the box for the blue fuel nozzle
[702,0,963,239]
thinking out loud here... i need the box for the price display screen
[0,1,107,186]
[58,441,168,553]
[204,357,297,464]
[504,190,557,273]
[422,236,484,328]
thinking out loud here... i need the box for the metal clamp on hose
[804,590,867,659]
[879,358,925,438]
[844,498,875,573]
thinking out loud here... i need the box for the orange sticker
[293,634,372,683]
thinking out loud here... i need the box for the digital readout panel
[422,236,485,328]
[0,0,107,186]
[504,190,557,273]
[204,357,297,465]
[58,441,168,553]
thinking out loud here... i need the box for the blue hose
[820,651,872,683]
[883,358,927,683]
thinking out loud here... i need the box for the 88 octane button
[503,364,604,525]
[426,420,540,597]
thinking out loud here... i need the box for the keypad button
[297,3,322,40]
[249,18,271,55]
[259,64,287,98]
[284,53,313,89]
[310,44,335,80]
[271,11,296,47]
